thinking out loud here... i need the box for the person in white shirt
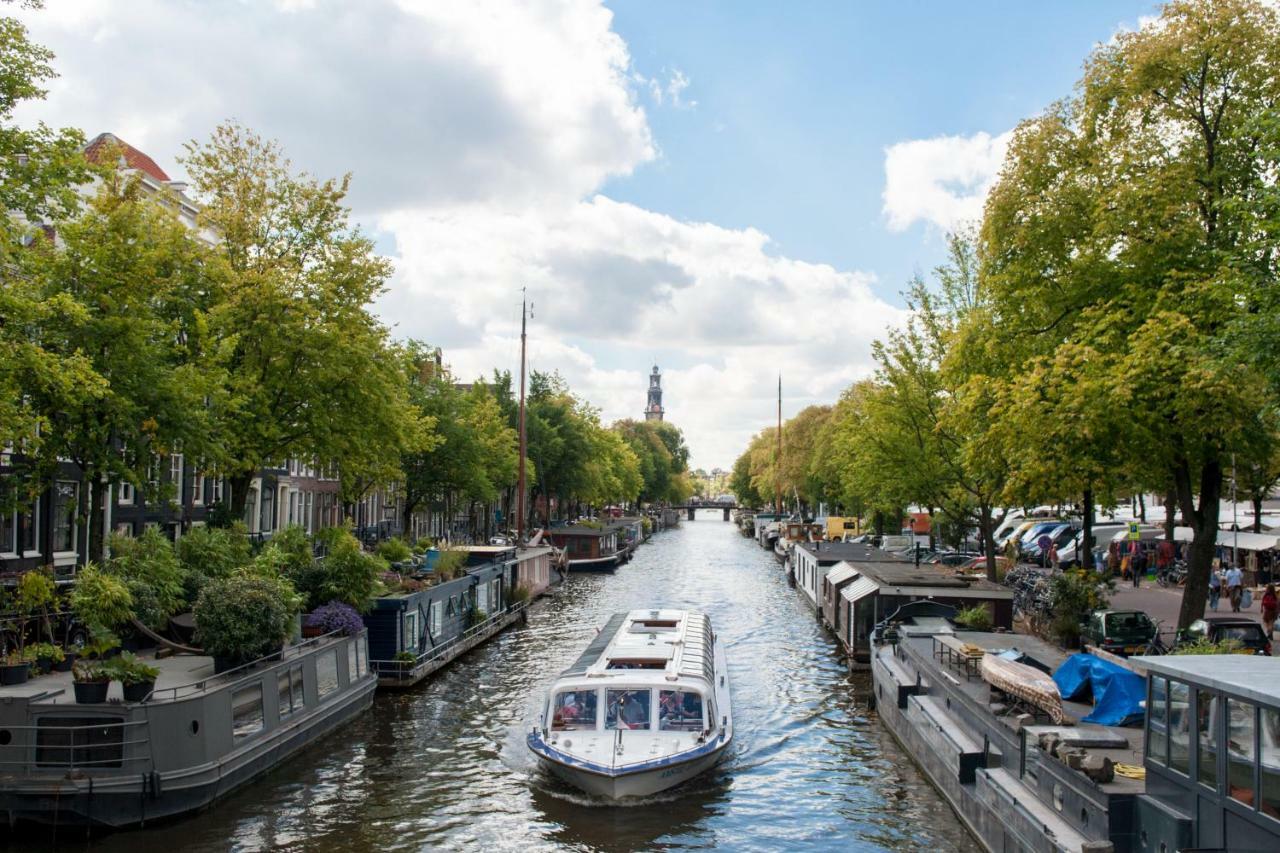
[1225,564,1244,612]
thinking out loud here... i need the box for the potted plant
[195,574,297,673]
[393,650,416,675]
[305,601,365,637]
[54,648,77,673]
[109,652,161,702]
[30,642,65,674]
[1,651,30,686]
[72,659,112,703]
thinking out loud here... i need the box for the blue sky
[16,0,1157,469]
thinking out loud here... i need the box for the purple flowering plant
[305,601,365,636]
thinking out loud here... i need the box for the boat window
[278,665,304,718]
[347,638,359,684]
[633,620,678,629]
[551,689,598,731]
[606,689,651,731]
[659,690,704,732]
[1262,707,1280,821]
[316,649,340,699]
[1227,698,1256,806]
[1148,676,1168,766]
[35,717,123,768]
[430,600,444,634]
[606,658,665,670]
[1168,680,1190,776]
[1197,690,1218,790]
[405,611,419,653]
[232,684,264,741]
[355,636,367,678]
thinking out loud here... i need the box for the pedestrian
[1107,544,1120,577]
[1121,552,1131,582]
[1262,584,1278,638]
[1226,563,1244,612]
[1133,547,1147,587]
[1208,568,1221,612]
[1156,539,1174,574]
[1049,542,1060,571]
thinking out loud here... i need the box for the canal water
[64,515,979,852]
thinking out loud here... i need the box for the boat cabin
[1135,655,1280,851]
[543,610,717,738]
[546,525,619,562]
[792,542,901,611]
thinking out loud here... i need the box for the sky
[14,0,1156,470]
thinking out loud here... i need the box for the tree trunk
[1164,488,1177,541]
[1138,492,1146,523]
[229,472,254,522]
[1253,495,1263,534]
[402,498,416,542]
[1082,485,1094,571]
[1174,456,1223,630]
[979,504,998,582]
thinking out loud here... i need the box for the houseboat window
[1227,698,1256,807]
[316,649,339,698]
[1148,676,1168,766]
[446,595,457,617]
[232,684,265,741]
[347,639,359,683]
[1197,690,1219,790]
[279,665,304,718]
[405,611,419,653]
[477,581,489,614]
[1262,707,1280,820]
[430,600,444,635]
[356,637,367,677]
[1168,681,1190,776]
[35,717,123,768]
[606,689,651,731]
[551,689,598,731]
[659,690,704,731]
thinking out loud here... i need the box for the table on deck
[933,634,985,680]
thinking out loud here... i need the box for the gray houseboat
[0,631,374,828]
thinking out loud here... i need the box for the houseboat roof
[559,609,715,688]
[549,524,615,537]
[1132,654,1280,707]
[837,559,1014,601]
[795,541,905,564]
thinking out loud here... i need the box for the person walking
[1049,542,1060,571]
[1262,583,1278,638]
[1226,563,1244,613]
[1208,568,1222,612]
[1132,547,1145,588]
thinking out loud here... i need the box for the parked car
[959,555,1013,574]
[1179,616,1272,655]
[1079,609,1158,656]
[1057,524,1128,567]
[928,552,982,567]
[1017,521,1064,555]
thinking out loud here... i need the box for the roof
[84,132,171,182]
[795,541,903,564]
[825,564,859,587]
[840,575,879,605]
[548,524,613,538]
[1132,655,1280,707]
[834,559,1014,599]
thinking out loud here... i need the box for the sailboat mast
[775,374,782,516]
[517,292,528,543]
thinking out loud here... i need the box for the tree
[181,122,416,521]
[980,0,1280,626]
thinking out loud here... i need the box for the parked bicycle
[1156,560,1188,588]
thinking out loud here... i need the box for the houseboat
[364,555,524,688]
[775,520,823,566]
[0,631,374,828]
[870,616,1280,852]
[790,541,898,613]
[547,524,624,572]
[527,609,732,800]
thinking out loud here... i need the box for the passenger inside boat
[606,688,651,730]
[659,689,704,731]
[551,689,598,731]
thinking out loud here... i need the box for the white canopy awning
[1218,530,1280,552]
[825,563,859,586]
[840,575,879,606]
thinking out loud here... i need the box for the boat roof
[558,609,715,689]
[549,524,615,537]
[1132,655,1280,708]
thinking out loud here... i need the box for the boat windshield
[551,689,598,731]
[606,688,651,730]
[659,689,704,732]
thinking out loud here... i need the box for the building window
[168,453,183,491]
[1197,690,1218,790]
[1227,699,1257,807]
[192,472,205,506]
[20,497,39,554]
[232,684,264,741]
[0,493,15,556]
[52,480,78,553]
[211,478,224,505]
[117,481,134,506]
[278,665,304,718]
[316,649,339,698]
[147,455,161,492]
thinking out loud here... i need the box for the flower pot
[212,655,244,675]
[121,679,155,703]
[55,653,77,673]
[74,680,111,704]
[1,663,30,686]
[36,656,55,674]
[301,623,325,639]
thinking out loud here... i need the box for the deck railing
[0,718,150,772]
[370,601,528,679]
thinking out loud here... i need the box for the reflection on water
[22,516,979,852]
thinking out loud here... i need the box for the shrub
[315,530,384,610]
[269,525,316,575]
[69,564,135,636]
[432,548,467,581]
[108,528,185,626]
[15,569,57,649]
[194,574,297,662]
[954,604,993,632]
[30,642,65,663]
[1048,569,1114,647]
[1173,637,1244,655]
[177,524,252,602]
[377,537,413,563]
[411,537,434,555]
[305,601,365,636]
[104,651,160,685]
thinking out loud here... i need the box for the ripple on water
[31,518,980,853]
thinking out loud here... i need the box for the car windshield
[1107,613,1151,636]
[1218,625,1263,643]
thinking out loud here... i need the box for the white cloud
[14,0,899,469]
[881,130,1012,232]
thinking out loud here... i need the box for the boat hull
[566,553,621,572]
[531,732,731,799]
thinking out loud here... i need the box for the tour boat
[528,609,732,800]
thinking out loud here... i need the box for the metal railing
[146,630,354,702]
[370,601,528,679]
[0,718,150,772]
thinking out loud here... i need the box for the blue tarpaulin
[1052,653,1146,727]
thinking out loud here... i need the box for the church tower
[645,364,665,421]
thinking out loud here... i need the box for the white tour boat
[527,609,732,799]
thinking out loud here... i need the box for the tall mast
[775,374,782,516]
[517,290,528,543]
